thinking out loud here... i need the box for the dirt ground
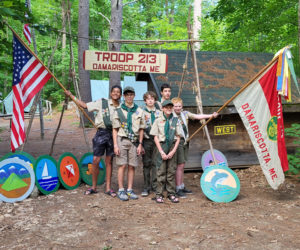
[0,109,299,250]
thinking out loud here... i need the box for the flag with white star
[11,35,51,152]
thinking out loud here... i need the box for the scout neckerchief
[102,99,112,130]
[145,107,156,123]
[179,112,189,142]
[117,103,138,142]
[163,113,178,150]
[144,107,156,137]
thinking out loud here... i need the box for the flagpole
[4,21,97,129]
[187,55,280,143]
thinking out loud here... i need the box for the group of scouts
[65,83,218,203]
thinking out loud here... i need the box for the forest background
[0,0,299,106]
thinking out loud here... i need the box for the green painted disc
[0,151,36,169]
[79,153,106,186]
[34,155,60,195]
[58,152,81,190]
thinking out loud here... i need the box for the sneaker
[141,189,149,197]
[117,190,129,201]
[182,187,193,194]
[127,190,139,200]
[176,189,186,198]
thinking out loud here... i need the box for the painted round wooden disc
[34,155,60,195]
[201,149,228,171]
[0,151,36,169]
[79,153,106,186]
[0,158,35,203]
[58,152,81,190]
[200,165,240,203]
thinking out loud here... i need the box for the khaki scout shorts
[116,136,139,167]
[177,138,189,165]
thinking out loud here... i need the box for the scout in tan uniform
[112,86,145,201]
[150,100,181,203]
[155,83,172,110]
[172,97,218,198]
[64,85,122,196]
[141,91,161,197]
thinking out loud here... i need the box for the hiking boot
[117,190,129,201]
[176,189,186,198]
[141,189,149,197]
[127,190,139,200]
[182,187,193,194]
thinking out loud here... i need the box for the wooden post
[187,9,217,164]
[178,42,190,98]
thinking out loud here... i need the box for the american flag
[23,24,31,44]
[11,35,51,152]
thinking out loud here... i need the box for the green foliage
[285,123,300,175]
[102,246,112,250]
[0,0,299,108]
[203,0,299,73]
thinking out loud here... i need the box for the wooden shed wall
[185,110,300,170]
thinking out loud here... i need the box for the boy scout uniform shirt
[176,110,197,138]
[86,99,119,129]
[112,104,145,137]
[143,107,162,139]
[149,113,181,142]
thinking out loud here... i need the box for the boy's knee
[93,156,101,165]
[128,165,135,171]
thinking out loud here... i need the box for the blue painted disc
[34,155,60,195]
[0,158,35,203]
[200,165,240,203]
[79,153,106,186]
[201,149,228,172]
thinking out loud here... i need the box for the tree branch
[97,11,111,25]
[123,0,139,6]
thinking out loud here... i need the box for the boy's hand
[137,144,143,155]
[114,145,120,156]
[167,150,175,159]
[212,112,218,118]
[160,151,168,160]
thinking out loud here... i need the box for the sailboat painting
[34,155,60,195]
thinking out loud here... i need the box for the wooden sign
[214,125,236,135]
[34,155,60,195]
[58,153,81,190]
[200,165,240,203]
[83,50,168,74]
[0,158,35,203]
[201,149,228,171]
[79,153,106,186]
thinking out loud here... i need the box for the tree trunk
[298,0,300,67]
[61,0,67,83]
[109,0,123,91]
[78,0,92,125]
[193,0,202,50]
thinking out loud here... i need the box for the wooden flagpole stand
[4,21,97,129]
[186,10,217,165]
[187,55,279,143]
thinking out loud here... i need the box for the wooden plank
[84,50,168,73]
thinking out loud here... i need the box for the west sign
[83,50,168,74]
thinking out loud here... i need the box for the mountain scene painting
[0,163,31,198]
